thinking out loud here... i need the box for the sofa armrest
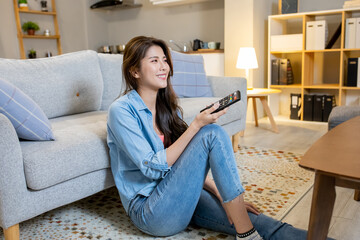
[328,106,360,131]
[0,113,27,228]
[207,76,248,101]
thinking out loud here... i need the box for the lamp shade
[236,47,258,69]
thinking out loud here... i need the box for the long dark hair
[122,36,188,147]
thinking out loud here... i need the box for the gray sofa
[0,50,247,239]
[328,106,360,131]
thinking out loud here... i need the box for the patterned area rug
[0,146,313,240]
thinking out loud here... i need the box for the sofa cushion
[98,53,125,111]
[0,78,54,141]
[21,111,109,190]
[0,50,104,119]
[178,97,241,127]
[170,50,213,98]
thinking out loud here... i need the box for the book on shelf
[271,58,294,85]
[347,58,360,87]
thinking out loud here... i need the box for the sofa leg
[232,132,240,153]
[4,224,19,240]
[355,190,360,201]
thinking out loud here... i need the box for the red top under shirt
[158,134,164,143]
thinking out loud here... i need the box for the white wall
[299,0,344,12]
[0,0,224,59]
[224,0,278,85]
[0,0,107,58]
[107,0,224,50]
[224,0,254,78]
[84,0,112,51]
[1,0,344,59]
[224,0,278,121]
[0,0,21,59]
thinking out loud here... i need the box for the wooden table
[242,88,281,134]
[299,116,360,240]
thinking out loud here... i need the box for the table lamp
[236,47,258,90]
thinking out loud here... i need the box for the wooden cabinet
[13,0,62,59]
[268,8,360,120]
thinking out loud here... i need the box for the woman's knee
[199,124,227,139]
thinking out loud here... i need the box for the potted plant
[22,21,40,35]
[28,49,37,59]
[18,0,29,11]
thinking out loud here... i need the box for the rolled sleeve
[108,102,171,180]
[142,149,171,178]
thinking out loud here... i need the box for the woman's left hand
[244,201,261,215]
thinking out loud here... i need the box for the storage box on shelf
[268,8,360,121]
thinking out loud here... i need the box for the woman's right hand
[190,102,228,130]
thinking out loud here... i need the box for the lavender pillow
[0,78,54,141]
[170,50,213,98]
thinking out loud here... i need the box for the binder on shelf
[278,59,294,85]
[356,18,360,49]
[306,21,316,50]
[323,95,336,122]
[290,93,301,120]
[347,58,358,86]
[313,95,324,122]
[303,94,335,122]
[271,59,280,85]
[279,59,287,85]
[306,20,328,50]
[286,59,294,85]
[345,18,356,49]
[315,20,327,50]
[303,94,314,121]
[358,57,360,88]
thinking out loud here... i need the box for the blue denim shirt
[107,90,171,215]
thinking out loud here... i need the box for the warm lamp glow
[236,47,258,89]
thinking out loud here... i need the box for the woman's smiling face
[135,45,170,91]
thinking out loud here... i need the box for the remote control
[200,90,241,114]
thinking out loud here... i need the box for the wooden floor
[239,116,360,240]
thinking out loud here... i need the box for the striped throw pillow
[170,50,213,98]
[0,78,55,141]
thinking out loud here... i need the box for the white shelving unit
[268,7,360,120]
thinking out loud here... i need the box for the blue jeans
[128,124,308,239]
